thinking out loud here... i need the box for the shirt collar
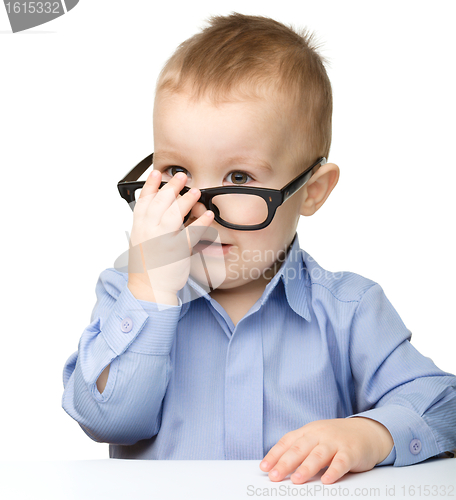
[178,232,312,322]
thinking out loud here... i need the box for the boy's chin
[188,255,228,291]
[189,259,270,293]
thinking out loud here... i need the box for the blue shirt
[62,232,456,465]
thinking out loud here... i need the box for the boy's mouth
[194,240,233,254]
[198,239,230,247]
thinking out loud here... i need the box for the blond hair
[156,12,332,168]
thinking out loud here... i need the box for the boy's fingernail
[270,470,279,478]
[260,460,268,469]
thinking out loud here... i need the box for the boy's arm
[346,283,456,467]
[61,268,182,446]
[95,282,179,395]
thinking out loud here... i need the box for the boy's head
[152,13,339,293]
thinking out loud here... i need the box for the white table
[1,457,454,499]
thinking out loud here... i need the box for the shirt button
[121,317,133,333]
[410,438,422,455]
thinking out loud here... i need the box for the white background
[0,0,455,462]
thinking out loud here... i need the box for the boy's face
[152,89,316,295]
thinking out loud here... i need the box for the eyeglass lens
[134,185,269,227]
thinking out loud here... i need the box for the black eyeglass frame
[117,153,327,231]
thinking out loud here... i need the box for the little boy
[62,13,456,485]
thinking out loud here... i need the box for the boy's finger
[320,450,353,484]
[133,170,161,217]
[120,223,216,273]
[144,173,188,222]
[161,187,202,225]
[266,437,319,482]
[290,443,334,484]
[185,219,218,251]
[138,169,161,200]
[260,430,301,472]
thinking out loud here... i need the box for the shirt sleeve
[61,268,182,446]
[345,283,456,467]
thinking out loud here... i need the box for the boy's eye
[226,171,253,185]
[164,166,253,185]
[166,166,188,178]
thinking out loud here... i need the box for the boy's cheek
[227,264,240,280]
[227,247,239,261]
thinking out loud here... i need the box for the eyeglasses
[117,153,326,231]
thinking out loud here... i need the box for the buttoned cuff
[99,283,182,356]
[129,295,183,354]
[78,284,182,402]
[346,404,440,466]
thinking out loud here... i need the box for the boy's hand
[259,417,394,484]
[128,169,216,297]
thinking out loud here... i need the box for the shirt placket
[222,311,265,460]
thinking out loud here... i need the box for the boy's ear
[299,162,340,216]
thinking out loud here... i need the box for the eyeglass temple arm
[281,157,326,203]
[118,153,154,183]
[117,153,154,207]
